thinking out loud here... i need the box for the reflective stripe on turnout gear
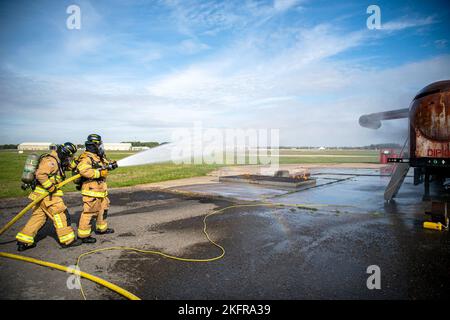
[81,190,108,198]
[77,163,91,171]
[34,186,64,197]
[59,232,75,243]
[78,228,91,236]
[54,214,64,229]
[41,179,53,188]
[96,223,108,231]
[16,232,34,244]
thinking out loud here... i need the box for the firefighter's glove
[107,160,118,171]
[100,169,108,178]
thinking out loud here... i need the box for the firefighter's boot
[17,241,36,252]
[60,238,83,249]
[95,228,115,235]
[81,236,97,244]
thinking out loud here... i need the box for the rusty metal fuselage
[358,80,450,200]
[409,80,450,169]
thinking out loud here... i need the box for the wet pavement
[1,168,450,299]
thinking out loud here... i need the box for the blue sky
[0,0,449,146]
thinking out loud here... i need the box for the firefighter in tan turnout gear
[76,134,118,243]
[16,143,83,251]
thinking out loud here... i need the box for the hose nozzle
[104,160,118,171]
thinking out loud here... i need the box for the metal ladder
[384,163,410,201]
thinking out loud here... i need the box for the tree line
[122,141,165,148]
[0,144,18,149]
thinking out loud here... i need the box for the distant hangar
[103,143,132,151]
[18,142,56,151]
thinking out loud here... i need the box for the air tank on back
[21,153,40,189]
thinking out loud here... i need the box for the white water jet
[116,128,279,168]
[117,142,185,167]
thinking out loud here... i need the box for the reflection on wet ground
[174,168,422,214]
[2,168,449,299]
[161,168,449,299]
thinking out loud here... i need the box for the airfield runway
[1,166,450,299]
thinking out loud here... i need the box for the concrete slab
[219,175,316,188]
[171,182,288,201]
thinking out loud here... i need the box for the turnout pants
[77,196,110,238]
[16,196,76,245]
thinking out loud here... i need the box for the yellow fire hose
[0,185,322,300]
[0,174,81,236]
[0,251,140,300]
[0,173,142,300]
[5,167,440,299]
[74,202,320,300]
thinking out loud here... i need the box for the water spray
[116,142,181,167]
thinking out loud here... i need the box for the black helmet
[85,133,105,156]
[57,142,77,165]
[58,142,77,157]
[86,134,102,144]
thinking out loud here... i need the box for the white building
[18,142,55,151]
[131,146,150,151]
[104,143,132,151]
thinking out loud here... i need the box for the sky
[0,0,449,146]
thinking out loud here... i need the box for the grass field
[0,151,221,199]
[0,149,378,199]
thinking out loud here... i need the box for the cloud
[273,0,301,12]
[179,39,211,54]
[1,1,449,145]
[381,16,436,31]
[435,39,448,49]
[163,0,245,36]
[162,0,299,36]
[64,34,105,56]
[142,20,450,146]
[146,23,366,107]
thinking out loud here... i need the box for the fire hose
[0,173,143,300]
[0,174,82,236]
[0,251,140,300]
[0,173,326,300]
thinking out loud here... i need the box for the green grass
[0,149,379,199]
[276,149,379,164]
[107,163,222,188]
[279,156,377,164]
[279,155,378,164]
[0,150,221,199]
[279,149,378,156]
[0,151,31,199]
